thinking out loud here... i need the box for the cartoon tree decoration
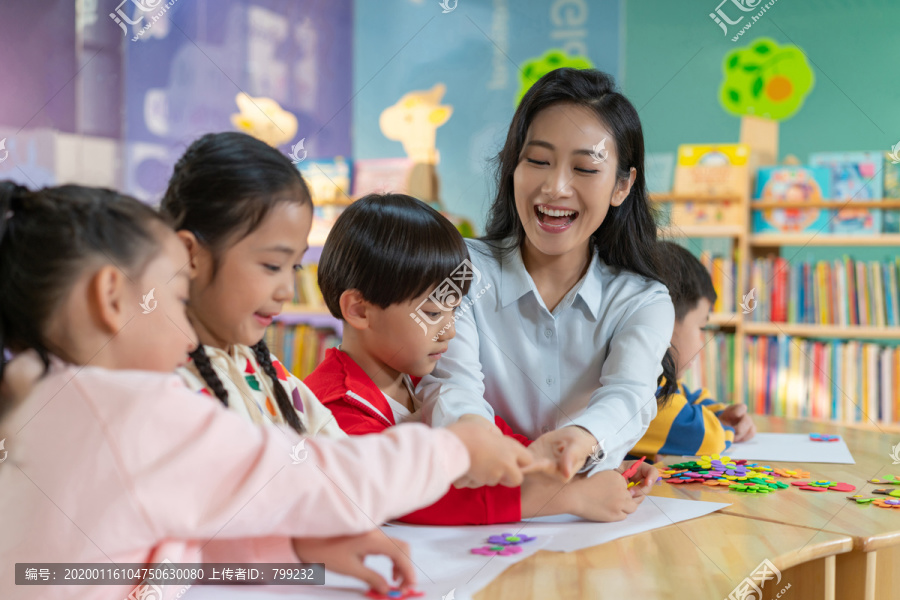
[516,50,594,107]
[720,38,814,167]
[720,38,814,121]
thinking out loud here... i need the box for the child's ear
[176,230,208,279]
[340,290,370,330]
[90,265,133,335]
[611,167,637,207]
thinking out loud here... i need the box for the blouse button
[544,329,553,338]
[545,376,554,385]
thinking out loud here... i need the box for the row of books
[746,256,900,326]
[263,322,340,380]
[753,152,900,235]
[680,331,736,405]
[699,252,736,314]
[745,335,900,425]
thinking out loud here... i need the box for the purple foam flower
[487,533,536,546]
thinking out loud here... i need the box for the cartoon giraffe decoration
[379,83,453,203]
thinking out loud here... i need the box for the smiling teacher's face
[512,102,634,260]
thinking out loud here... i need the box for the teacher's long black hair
[482,67,678,402]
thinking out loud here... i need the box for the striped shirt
[630,380,734,458]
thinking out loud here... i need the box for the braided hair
[189,341,305,434]
[160,132,312,433]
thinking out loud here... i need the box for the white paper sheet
[518,495,731,552]
[183,496,728,600]
[723,432,855,464]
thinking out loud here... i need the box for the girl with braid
[0,181,537,600]
[160,132,344,438]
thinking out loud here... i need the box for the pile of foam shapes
[661,455,803,495]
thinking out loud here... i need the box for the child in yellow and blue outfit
[630,242,757,458]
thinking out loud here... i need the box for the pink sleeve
[200,537,298,564]
[87,374,470,541]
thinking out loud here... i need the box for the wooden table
[477,416,900,600]
[477,514,850,600]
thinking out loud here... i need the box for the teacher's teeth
[537,206,576,218]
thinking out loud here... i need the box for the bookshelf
[655,193,750,406]
[750,233,900,247]
[741,323,900,340]
[652,189,900,429]
[272,244,343,334]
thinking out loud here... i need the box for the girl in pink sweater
[0,182,536,600]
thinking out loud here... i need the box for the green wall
[622,0,900,267]
[622,0,900,163]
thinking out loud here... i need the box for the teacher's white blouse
[417,238,675,470]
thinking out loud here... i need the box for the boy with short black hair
[630,242,756,458]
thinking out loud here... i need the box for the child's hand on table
[291,530,414,595]
[522,469,641,522]
[446,420,550,488]
[718,403,757,443]
[527,425,599,482]
[619,459,658,498]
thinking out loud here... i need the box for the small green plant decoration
[517,50,594,107]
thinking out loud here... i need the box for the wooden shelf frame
[750,234,900,247]
[750,199,900,209]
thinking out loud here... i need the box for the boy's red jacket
[304,347,531,525]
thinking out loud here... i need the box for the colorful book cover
[299,157,352,204]
[883,151,900,233]
[872,261,886,327]
[752,166,832,234]
[880,347,892,423]
[832,342,842,422]
[845,256,857,326]
[856,261,868,326]
[671,144,749,226]
[809,151,884,234]
[887,261,899,326]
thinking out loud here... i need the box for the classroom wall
[622,0,900,265]
[0,0,353,203]
[352,0,622,229]
[622,0,900,166]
